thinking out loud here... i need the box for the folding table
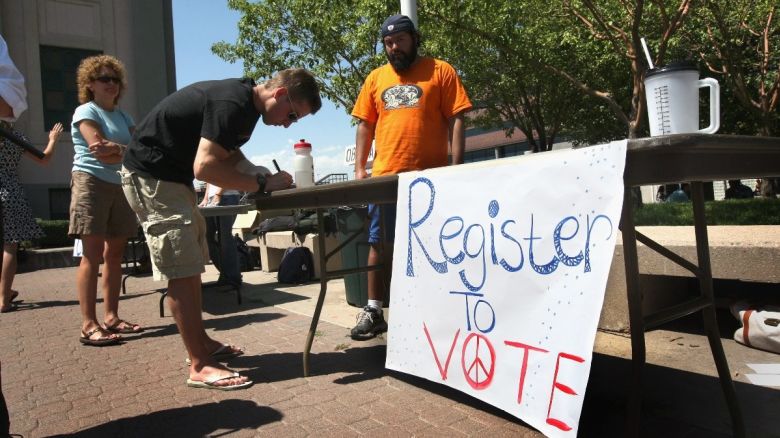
[254,134,780,436]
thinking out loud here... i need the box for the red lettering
[461,333,496,390]
[504,341,549,404]
[423,322,460,380]
[546,352,585,432]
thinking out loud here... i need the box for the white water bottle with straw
[293,139,315,188]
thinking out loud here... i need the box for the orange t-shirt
[351,57,472,176]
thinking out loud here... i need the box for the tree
[214,0,773,144]
[419,1,590,152]
[212,0,396,110]
[214,0,595,152]
[690,0,779,136]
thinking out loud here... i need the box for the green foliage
[26,220,73,249]
[213,0,778,144]
[634,199,780,226]
[214,0,397,110]
[683,0,780,136]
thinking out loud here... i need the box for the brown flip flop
[80,327,122,346]
[104,319,144,334]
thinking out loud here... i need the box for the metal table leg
[301,208,384,376]
[690,182,744,437]
[620,183,745,437]
[619,189,645,437]
[303,209,331,377]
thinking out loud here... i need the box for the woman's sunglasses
[95,76,121,84]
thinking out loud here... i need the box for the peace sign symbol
[461,332,496,390]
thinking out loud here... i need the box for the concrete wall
[1,0,175,219]
[599,225,780,331]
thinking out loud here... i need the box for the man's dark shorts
[368,203,397,245]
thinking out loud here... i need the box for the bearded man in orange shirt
[350,14,473,340]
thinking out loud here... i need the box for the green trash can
[335,206,370,308]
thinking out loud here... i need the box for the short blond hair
[265,68,322,114]
[76,55,127,104]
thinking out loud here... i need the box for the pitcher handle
[698,78,720,134]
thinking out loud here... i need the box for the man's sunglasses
[95,76,121,84]
[286,93,299,122]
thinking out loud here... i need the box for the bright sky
[171,0,356,180]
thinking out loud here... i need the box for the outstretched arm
[194,138,292,192]
[28,122,63,165]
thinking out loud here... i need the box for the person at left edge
[121,69,321,391]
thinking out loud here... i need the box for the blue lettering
[526,214,559,275]
[450,291,483,331]
[584,214,613,273]
[407,178,448,276]
[499,220,524,272]
[553,216,584,267]
[459,224,486,291]
[440,217,465,264]
[474,299,496,333]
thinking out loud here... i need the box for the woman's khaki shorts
[120,167,208,281]
[68,171,138,238]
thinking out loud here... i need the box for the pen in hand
[272,159,281,172]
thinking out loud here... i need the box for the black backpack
[277,246,314,284]
[234,235,258,272]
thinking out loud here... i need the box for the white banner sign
[386,140,627,437]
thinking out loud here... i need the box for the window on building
[48,187,71,220]
[464,148,495,164]
[40,45,101,130]
[503,143,529,157]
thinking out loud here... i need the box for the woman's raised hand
[49,122,64,143]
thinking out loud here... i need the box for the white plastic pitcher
[644,61,720,136]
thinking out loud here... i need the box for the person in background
[193,178,207,204]
[121,68,320,390]
[0,35,63,314]
[666,184,690,203]
[199,182,242,287]
[725,179,754,199]
[0,124,62,314]
[69,55,142,346]
[758,178,779,198]
[350,14,472,340]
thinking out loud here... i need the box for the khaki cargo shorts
[119,167,208,281]
[68,171,138,238]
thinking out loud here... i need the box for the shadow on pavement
[233,341,778,437]
[234,345,388,383]
[200,284,309,316]
[2,290,155,314]
[129,312,288,341]
[50,399,282,437]
[580,352,779,438]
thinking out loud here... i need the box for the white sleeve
[0,36,28,121]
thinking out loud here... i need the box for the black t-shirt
[123,78,260,184]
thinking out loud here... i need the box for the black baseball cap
[380,14,416,38]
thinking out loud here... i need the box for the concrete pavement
[1,264,778,437]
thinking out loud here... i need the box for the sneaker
[350,306,388,340]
